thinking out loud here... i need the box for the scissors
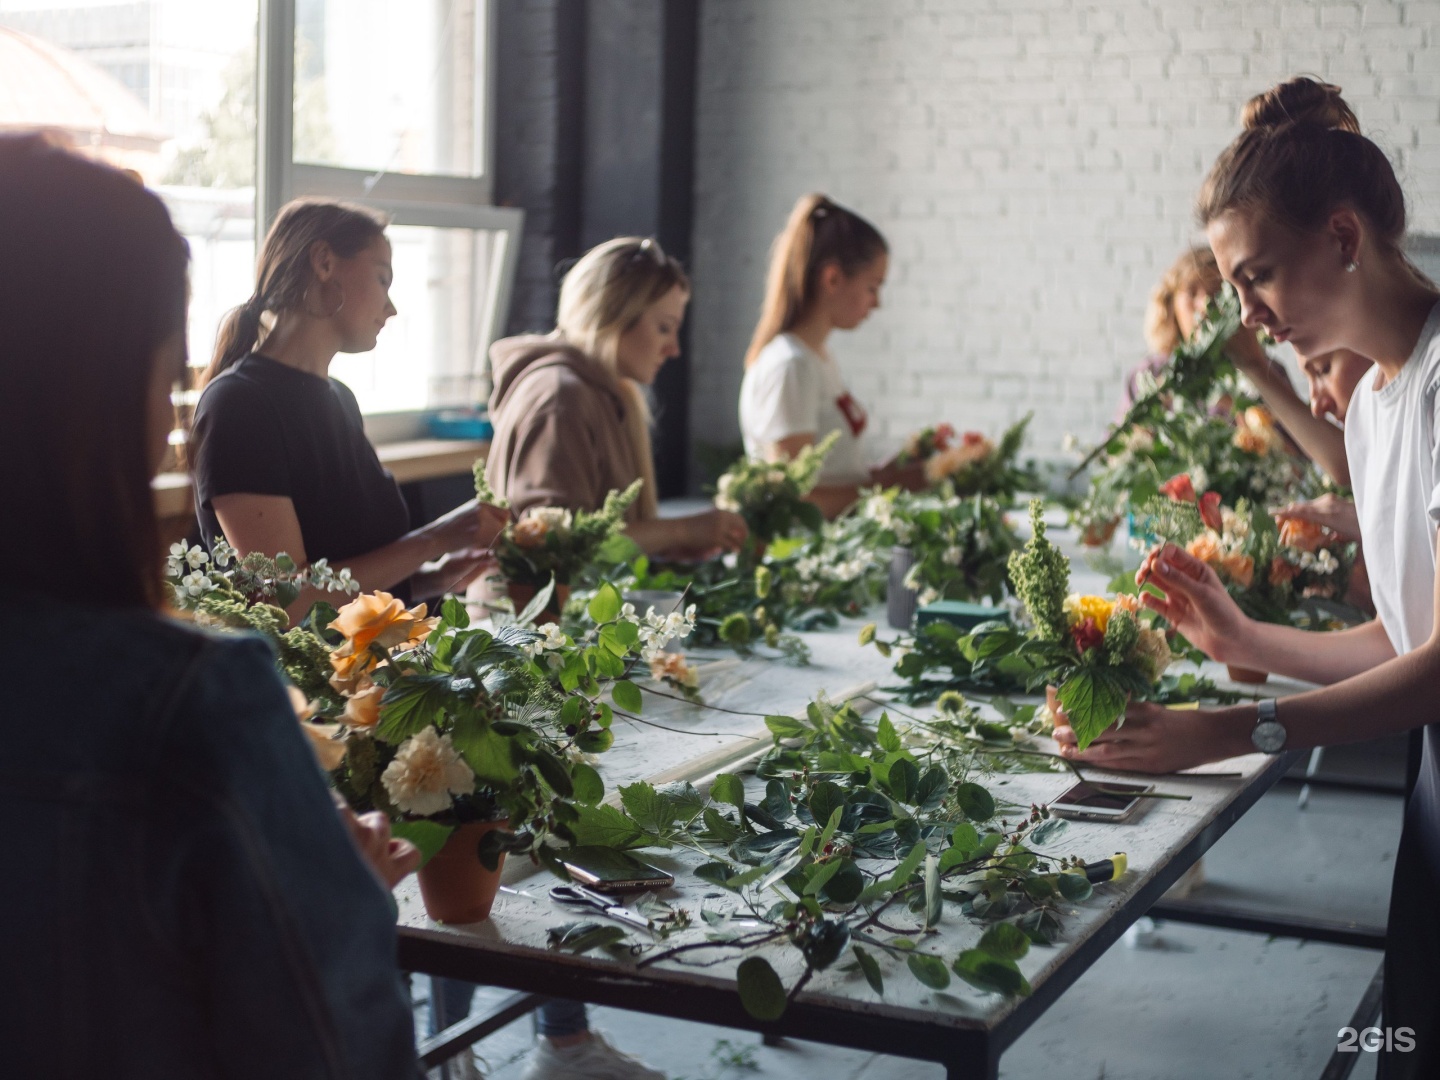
[549,884,653,931]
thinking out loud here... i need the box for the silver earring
[1345,261,1357,273]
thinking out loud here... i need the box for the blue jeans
[430,978,587,1038]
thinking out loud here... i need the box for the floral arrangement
[922,414,1039,502]
[165,539,359,710]
[328,581,695,871]
[554,692,1131,1016]
[477,463,642,586]
[1134,474,1354,626]
[713,431,839,557]
[896,422,956,466]
[847,487,1019,606]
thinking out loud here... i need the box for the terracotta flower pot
[1080,518,1120,548]
[416,819,510,924]
[507,581,571,625]
[1226,664,1269,685]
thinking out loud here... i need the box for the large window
[0,0,520,422]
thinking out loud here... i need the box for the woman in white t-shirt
[739,193,925,517]
[1051,77,1440,1079]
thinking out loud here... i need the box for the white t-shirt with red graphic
[739,332,870,484]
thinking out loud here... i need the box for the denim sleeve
[153,634,418,1080]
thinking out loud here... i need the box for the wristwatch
[1250,698,1287,754]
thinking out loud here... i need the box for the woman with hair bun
[193,199,508,617]
[1052,76,1440,1077]
[740,193,925,518]
[486,235,747,560]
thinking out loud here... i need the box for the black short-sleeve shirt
[191,354,411,570]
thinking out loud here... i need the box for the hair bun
[1242,76,1360,134]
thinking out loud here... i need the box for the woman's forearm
[283,529,442,620]
[806,483,861,519]
[624,518,690,555]
[1243,359,1351,486]
[1278,639,1440,749]
[1240,616,1395,685]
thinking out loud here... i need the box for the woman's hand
[870,457,928,492]
[334,793,421,890]
[1274,494,1361,544]
[1224,326,1272,374]
[422,498,510,557]
[1135,542,1250,664]
[1051,700,1233,774]
[412,551,496,600]
[682,508,749,557]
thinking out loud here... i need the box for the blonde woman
[486,236,747,558]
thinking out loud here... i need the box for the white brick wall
[688,0,1440,465]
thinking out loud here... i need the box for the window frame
[256,0,522,437]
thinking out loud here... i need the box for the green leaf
[803,857,845,897]
[515,579,556,626]
[588,582,623,624]
[440,596,470,629]
[701,807,742,843]
[710,772,746,811]
[1056,871,1093,902]
[953,782,996,822]
[530,747,574,798]
[736,957,788,1021]
[853,944,884,996]
[611,679,643,713]
[571,762,604,806]
[915,766,950,810]
[620,782,679,836]
[818,805,843,851]
[861,842,927,902]
[1028,817,1068,845]
[561,695,589,728]
[570,803,645,849]
[389,820,454,868]
[547,921,629,954]
[820,859,865,904]
[376,675,452,743]
[764,714,809,740]
[907,953,952,990]
[807,781,846,830]
[575,728,614,753]
[452,723,520,785]
[591,647,626,679]
[886,758,919,803]
[978,922,1031,962]
[924,855,943,929]
[876,713,901,752]
[611,619,640,647]
[1057,668,1128,751]
[952,949,1031,997]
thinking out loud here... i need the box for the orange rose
[1218,553,1255,589]
[329,591,438,691]
[1186,533,1223,566]
[1113,592,1142,615]
[340,681,384,729]
[1269,556,1300,586]
[288,686,347,770]
[1233,429,1269,455]
[512,517,549,549]
[1279,517,1326,553]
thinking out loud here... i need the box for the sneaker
[520,1030,666,1080]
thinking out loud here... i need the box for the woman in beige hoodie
[486,236,747,557]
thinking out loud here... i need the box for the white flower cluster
[306,558,359,595]
[1295,547,1340,575]
[167,540,234,594]
[622,602,698,661]
[714,468,787,513]
[862,494,913,544]
[526,506,574,532]
[521,622,570,668]
[793,552,874,584]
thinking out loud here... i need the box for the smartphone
[560,846,675,894]
[1049,781,1154,823]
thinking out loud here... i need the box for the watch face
[1253,720,1286,754]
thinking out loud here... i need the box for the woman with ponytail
[1050,77,1440,1077]
[739,193,923,519]
[192,198,506,617]
[485,235,748,559]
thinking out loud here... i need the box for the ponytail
[201,198,388,386]
[743,193,887,368]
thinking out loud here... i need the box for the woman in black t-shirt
[193,199,505,617]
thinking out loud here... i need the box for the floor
[420,738,1406,1080]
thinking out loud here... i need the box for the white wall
[688,0,1440,466]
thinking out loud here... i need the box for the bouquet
[1004,501,1174,749]
[921,415,1039,501]
[1135,474,1355,626]
[713,431,838,555]
[329,581,695,870]
[896,422,956,466]
[849,487,1019,606]
[477,464,642,586]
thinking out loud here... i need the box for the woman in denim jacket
[0,135,420,1079]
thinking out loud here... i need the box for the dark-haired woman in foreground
[1053,77,1440,1078]
[0,136,421,1077]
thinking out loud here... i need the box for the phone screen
[1054,781,1151,810]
